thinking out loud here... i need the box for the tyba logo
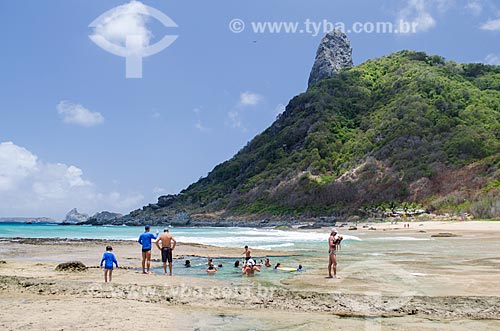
[89,1,178,78]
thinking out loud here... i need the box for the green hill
[132,51,500,222]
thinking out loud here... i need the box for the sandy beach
[1,221,500,330]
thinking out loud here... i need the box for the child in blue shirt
[100,245,118,282]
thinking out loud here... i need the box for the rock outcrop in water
[62,208,88,224]
[85,211,123,225]
[308,30,353,87]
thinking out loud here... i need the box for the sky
[0,0,499,219]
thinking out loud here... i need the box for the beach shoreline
[1,221,500,330]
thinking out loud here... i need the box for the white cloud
[225,91,263,132]
[432,0,456,13]
[398,0,437,33]
[57,101,104,127]
[466,0,483,16]
[481,18,500,31]
[195,120,211,132]
[274,103,286,116]
[153,186,166,194]
[239,91,263,106]
[0,141,144,219]
[193,107,211,132]
[91,0,152,48]
[485,54,500,65]
[96,191,144,211]
[227,110,246,132]
[0,142,38,192]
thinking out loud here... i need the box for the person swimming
[274,263,281,270]
[184,260,191,268]
[297,264,303,272]
[206,263,217,274]
[264,258,271,267]
[234,260,240,268]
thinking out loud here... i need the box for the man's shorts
[142,248,151,253]
[162,247,173,263]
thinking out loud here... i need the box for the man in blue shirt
[138,225,158,274]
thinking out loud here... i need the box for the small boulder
[431,233,460,238]
[348,226,357,230]
[55,261,87,272]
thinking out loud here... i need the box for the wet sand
[1,221,500,330]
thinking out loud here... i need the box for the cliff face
[308,30,353,87]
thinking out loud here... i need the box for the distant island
[0,217,55,224]
[79,30,500,227]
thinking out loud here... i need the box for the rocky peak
[308,30,353,87]
[63,208,89,224]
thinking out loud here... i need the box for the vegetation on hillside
[138,51,500,220]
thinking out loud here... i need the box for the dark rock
[308,30,353,87]
[90,211,122,223]
[298,223,323,229]
[431,233,460,238]
[78,211,123,225]
[157,195,178,207]
[349,226,358,230]
[55,261,87,272]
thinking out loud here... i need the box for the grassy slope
[135,51,500,220]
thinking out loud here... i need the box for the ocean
[0,223,362,251]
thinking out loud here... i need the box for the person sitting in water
[242,259,260,276]
[206,263,217,274]
[264,258,271,267]
[207,257,213,265]
[217,263,223,268]
[234,260,240,268]
[184,260,191,268]
[274,263,281,270]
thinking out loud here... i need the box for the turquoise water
[152,256,303,285]
[0,223,361,252]
[1,223,466,287]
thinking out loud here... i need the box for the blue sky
[0,0,499,219]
